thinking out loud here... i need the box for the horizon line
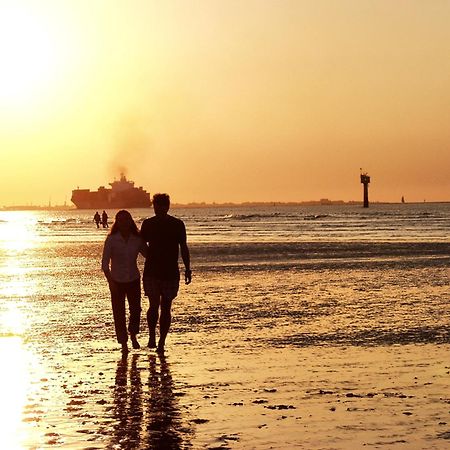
[2,199,450,211]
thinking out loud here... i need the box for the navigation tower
[360,170,370,208]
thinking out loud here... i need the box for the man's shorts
[143,276,179,301]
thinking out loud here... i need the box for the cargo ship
[71,174,151,209]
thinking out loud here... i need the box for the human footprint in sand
[141,193,191,353]
[102,210,147,353]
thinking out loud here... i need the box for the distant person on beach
[102,210,147,354]
[141,193,191,353]
[102,210,109,228]
[94,211,101,228]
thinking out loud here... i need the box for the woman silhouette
[102,210,147,353]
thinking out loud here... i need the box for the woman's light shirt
[101,233,147,283]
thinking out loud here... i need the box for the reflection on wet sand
[0,336,45,449]
[145,354,190,449]
[0,337,29,449]
[112,354,143,448]
[110,353,192,450]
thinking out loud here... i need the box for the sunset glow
[0,4,64,109]
[0,0,449,206]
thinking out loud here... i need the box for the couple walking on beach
[101,193,191,354]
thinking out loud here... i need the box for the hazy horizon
[1,1,449,206]
[3,196,450,210]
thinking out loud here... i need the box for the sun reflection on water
[0,303,27,336]
[0,262,34,337]
[0,337,42,449]
[0,212,39,337]
[0,212,38,253]
[0,213,41,447]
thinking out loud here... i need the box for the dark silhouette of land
[2,200,450,211]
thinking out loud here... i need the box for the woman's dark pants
[110,279,141,344]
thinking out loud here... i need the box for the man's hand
[184,269,192,285]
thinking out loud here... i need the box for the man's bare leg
[157,297,173,353]
[130,334,140,349]
[147,300,159,348]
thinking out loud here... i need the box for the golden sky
[0,0,449,206]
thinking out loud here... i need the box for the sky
[0,0,449,206]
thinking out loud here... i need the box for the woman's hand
[107,278,118,294]
[104,271,117,292]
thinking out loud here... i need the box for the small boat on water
[71,174,151,209]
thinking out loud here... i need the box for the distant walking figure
[102,210,109,228]
[94,211,101,228]
[102,210,147,354]
[141,193,191,353]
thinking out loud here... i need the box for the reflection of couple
[112,354,190,448]
[112,355,143,448]
[102,193,192,354]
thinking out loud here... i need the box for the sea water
[0,202,449,347]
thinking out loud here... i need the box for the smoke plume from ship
[109,113,151,180]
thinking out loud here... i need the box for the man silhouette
[94,211,101,228]
[141,193,191,353]
[102,210,109,228]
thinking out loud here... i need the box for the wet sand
[2,333,449,449]
[0,207,449,448]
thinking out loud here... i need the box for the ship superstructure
[71,174,151,209]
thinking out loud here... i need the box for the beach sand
[2,333,449,449]
[0,207,449,449]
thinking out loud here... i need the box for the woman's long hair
[110,210,140,235]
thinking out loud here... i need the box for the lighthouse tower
[360,170,370,208]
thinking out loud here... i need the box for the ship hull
[71,183,151,209]
[71,197,151,209]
